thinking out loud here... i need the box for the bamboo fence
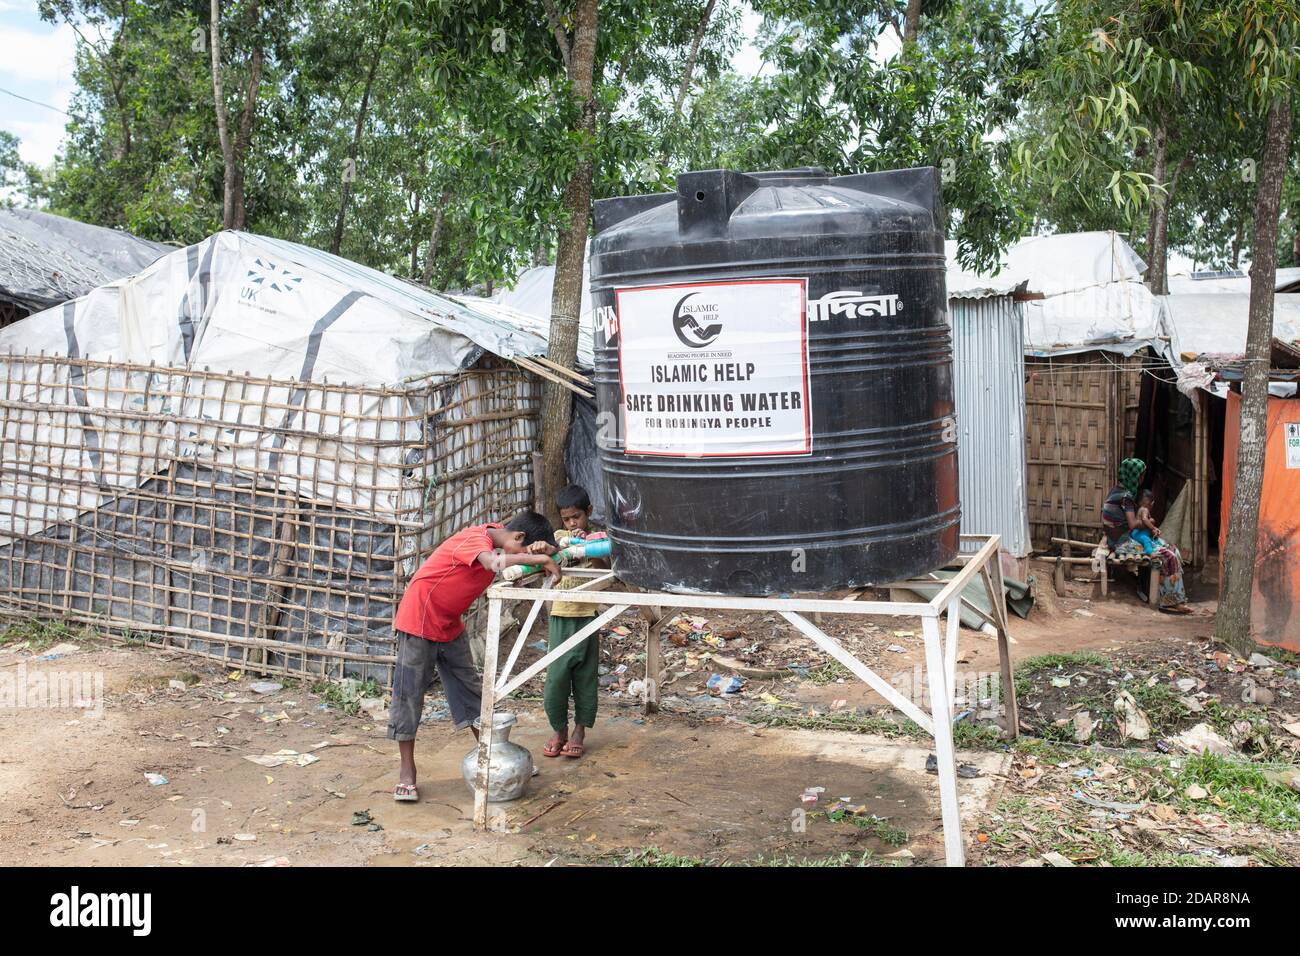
[0,352,539,687]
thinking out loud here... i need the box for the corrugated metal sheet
[950,294,1031,557]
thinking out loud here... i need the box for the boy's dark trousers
[386,629,482,739]
[543,615,599,731]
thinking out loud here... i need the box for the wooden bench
[1044,536,1162,604]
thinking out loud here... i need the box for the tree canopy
[7,1,1295,285]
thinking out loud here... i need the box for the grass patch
[311,677,383,716]
[825,807,909,846]
[1158,753,1300,830]
[1123,681,1191,735]
[620,847,712,867]
[755,708,923,738]
[1032,717,1085,745]
[1008,737,1077,763]
[981,796,1217,866]
[1101,849,1217,867]
[0,618,98,652]
[806,659,853,685]
[952,719,1005,749]
[618,847,879,867]
[756,851,876,866]
[1014,651,1110,698]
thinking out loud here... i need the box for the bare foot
[543,731,568,758]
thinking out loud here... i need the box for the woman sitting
[1100,458,1191,614]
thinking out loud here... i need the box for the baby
[1131,489,1160,554]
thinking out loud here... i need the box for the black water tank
[589,166,959,595]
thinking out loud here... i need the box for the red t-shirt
[393,523,500,642]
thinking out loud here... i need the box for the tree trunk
[210,0,262,230]
[231,35,263,231]
[421,190,451,286]
[1145,120,1170,296]
[538,0,599,518]
[209,0,236,229]
[671,0,717,116]
[903,0,923,44]
[331,23,387,255]
[1215,95,1293,656]
[409,192,421,276]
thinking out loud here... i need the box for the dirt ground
[2,561,1296,867]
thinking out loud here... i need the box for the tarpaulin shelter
[0,230,566,683]
[944,232,1166,553]
[0,208,168,326]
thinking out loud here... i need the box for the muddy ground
[2,561,1297,867]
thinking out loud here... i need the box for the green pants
[544,615,599,731]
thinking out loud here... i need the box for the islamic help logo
[672,292,723,348]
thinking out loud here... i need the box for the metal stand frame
[470,534,1018,867]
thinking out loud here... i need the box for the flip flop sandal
[393,783,419,802]
[542,739,567,758]
[561,741,585,759]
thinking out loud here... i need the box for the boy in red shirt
[390,511,559,802]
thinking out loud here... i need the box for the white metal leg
[923,613,964,867]
[944,596,960,711]
[471,597,502,830]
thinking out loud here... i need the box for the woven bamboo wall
[0,353,539,686]
[1024,352,1144,550]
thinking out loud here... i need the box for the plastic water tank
[589,166,959,594]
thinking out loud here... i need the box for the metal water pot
[461,712,533,802]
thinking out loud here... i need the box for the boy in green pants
[542,484,606,759]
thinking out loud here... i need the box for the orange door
[1220,391,1300,651]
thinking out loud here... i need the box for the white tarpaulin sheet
[1022,280,1163,354]
[0,230,551,378]
[0,230,552,535]
[944,232,1165,354]
[1162,293,1300,358]
[491,262,596,368]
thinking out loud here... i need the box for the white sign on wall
[1286,422,1300,469]
[615,278,812,457]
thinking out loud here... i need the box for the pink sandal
[393,782,419,802]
